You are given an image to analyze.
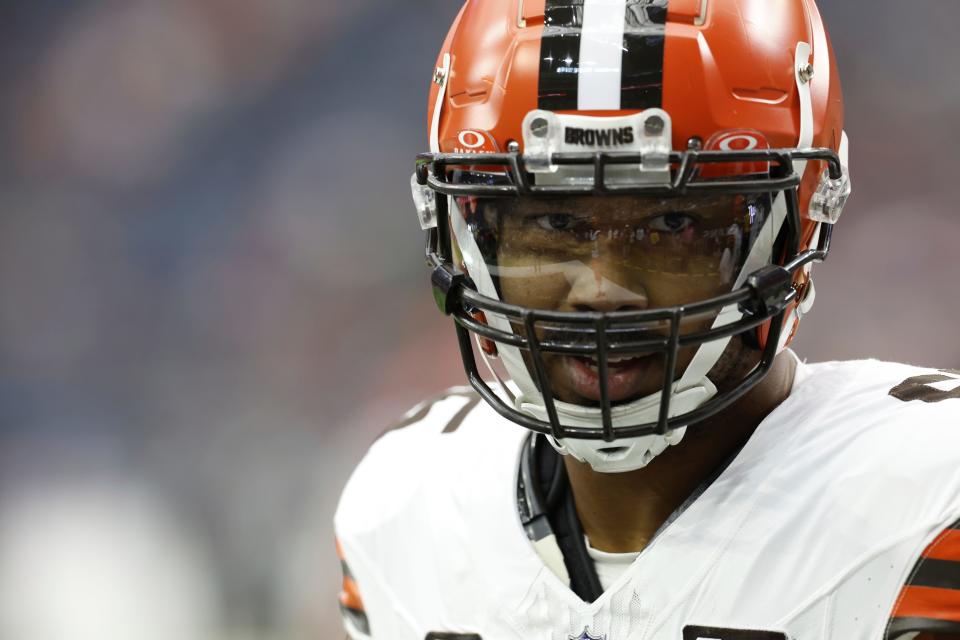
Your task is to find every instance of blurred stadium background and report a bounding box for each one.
[0,1,957,639]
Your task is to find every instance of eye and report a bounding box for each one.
[646,212,697,234]
[533,213,576,232]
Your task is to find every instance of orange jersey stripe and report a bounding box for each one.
[892,585,960,622]
[340,575,365,611]
[923,529,960,562]
[335,537,366,612]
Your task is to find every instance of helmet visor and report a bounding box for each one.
[454,192,776,406]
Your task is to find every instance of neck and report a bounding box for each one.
[564,351,798,553]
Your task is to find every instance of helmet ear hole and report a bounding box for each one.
[471,310,498,357]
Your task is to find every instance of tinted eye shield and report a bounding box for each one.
[416,148,841,442]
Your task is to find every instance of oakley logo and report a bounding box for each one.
[457,130,486,149]
[716,133,762,151]
[565,126,635,147]
[450,130,495,154]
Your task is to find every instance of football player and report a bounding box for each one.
[335,1,960,638]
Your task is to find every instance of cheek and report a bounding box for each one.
[639,271,732,339]
[637,270,729,310]
[497,254,570,310]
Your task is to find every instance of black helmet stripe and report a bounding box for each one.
[539,1,585,110]
[538,0,667,111]
[621,0,667,109]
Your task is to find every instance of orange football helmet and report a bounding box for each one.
[412,0,850,472]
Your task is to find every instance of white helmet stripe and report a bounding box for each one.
[449,197,541,405]
[578,0,628,110]
[429,53,450,154]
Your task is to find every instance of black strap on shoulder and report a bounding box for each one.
[530,434,604,602]
[518,431,753,604]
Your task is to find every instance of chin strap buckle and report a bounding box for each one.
[741,265,793,317]
[808,166,851,224]
[411,173,438,230]
[431,264,467,315]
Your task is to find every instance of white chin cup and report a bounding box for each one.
[517,378,717,473]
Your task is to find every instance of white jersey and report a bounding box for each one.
[334,360,960,640]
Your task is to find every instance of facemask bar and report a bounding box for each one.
[415,148,842,198]
[418,147,840,442]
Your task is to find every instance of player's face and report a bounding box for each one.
[462,193,768,406]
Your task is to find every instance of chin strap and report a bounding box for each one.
[477,334,518,406]
[775,41,817,353]
[681,41,817,380]
[516,378,715,474]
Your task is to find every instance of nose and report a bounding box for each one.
[565,261,648,313]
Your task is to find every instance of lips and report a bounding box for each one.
[562,353,660,402]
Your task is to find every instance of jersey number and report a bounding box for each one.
[889,370,960,403]
[682,626,787,640]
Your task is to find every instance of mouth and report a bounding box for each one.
[562,353,661,403]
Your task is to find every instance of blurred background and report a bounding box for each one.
[0,1,957,639]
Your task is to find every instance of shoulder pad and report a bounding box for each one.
[334,387,487,541]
